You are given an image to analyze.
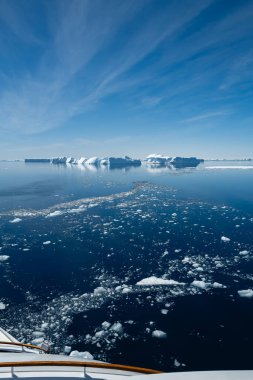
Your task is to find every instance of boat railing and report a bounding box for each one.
[0,360,161,376]
[0,340,49,353]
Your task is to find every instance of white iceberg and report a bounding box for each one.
[144,154,171,165]
[66,157,75,164]
[77,157,87,164]
[86,156,101,165]
[101,156,141,167]
[144,154,203,167]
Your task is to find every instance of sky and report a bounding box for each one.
[0,0,253,159]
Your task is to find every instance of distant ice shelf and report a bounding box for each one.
[24,155,142,167]
[24,154,205,168]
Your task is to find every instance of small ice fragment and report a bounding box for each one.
[9,218,22,223]
[239,250,249,255]
[70,350,94,360]
[191,280,208,289]
[0,302,6,310]
[212,282,226,288]
[221,236,230,242]
[238,289,253,298]
[93,287,107,296]
[0,255,9,262]
[64,346,71,354]
[152,330,167,339]
[101,321,111,329]
[110,322,123,334]
[43,241,51,245]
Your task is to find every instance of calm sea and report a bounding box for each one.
[0,161,253,371]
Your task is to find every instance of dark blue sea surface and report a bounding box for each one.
[0,161,253,371]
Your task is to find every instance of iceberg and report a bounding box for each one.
[51,157,67,164]
[86,156,101,165]
[144,154,171,165]
[25,158,50,163]
[77,157,87,164]
[144,154,203,168]
[66,157,75,164]
[170,156,204,168]
[101,156,141,167]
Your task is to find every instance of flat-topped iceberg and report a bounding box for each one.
[101,156,141,167]
[170,156,204,167]
[144,154,203,167]
[51,157,67,164]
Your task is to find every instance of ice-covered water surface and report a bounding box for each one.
[0,181,253,371]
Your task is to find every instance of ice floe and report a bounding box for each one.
[238,289,253,298]
[136,276,183,286]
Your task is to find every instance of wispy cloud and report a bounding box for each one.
[0,0,253,149]
[0,0,214,134]
[182,111,230,123]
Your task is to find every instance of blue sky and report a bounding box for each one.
[0,0,253,159]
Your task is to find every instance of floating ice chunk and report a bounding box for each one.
[9,218,22,223]
[70,350,94,360]
[239,250,249,255]
[161,309,168,315]
[31,337,44,344]
[95,330,105,338]
[212,282,226,288]
[110,322,123,334]
[152,330,167,339]
[64,346,71,354]
[45,211,63,218]
[43,241,51,245]
[191,280,208,289]
[93,287,107,296]
[101,321,111,329]
[0,255,9,262]
[238,289,253,298]
[32,331,44,338]
[122,287,132,294]
[221,236,230,242]
[0,302,6,310]
[136,276,182,286]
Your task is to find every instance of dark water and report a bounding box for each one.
[0,161,253,371]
